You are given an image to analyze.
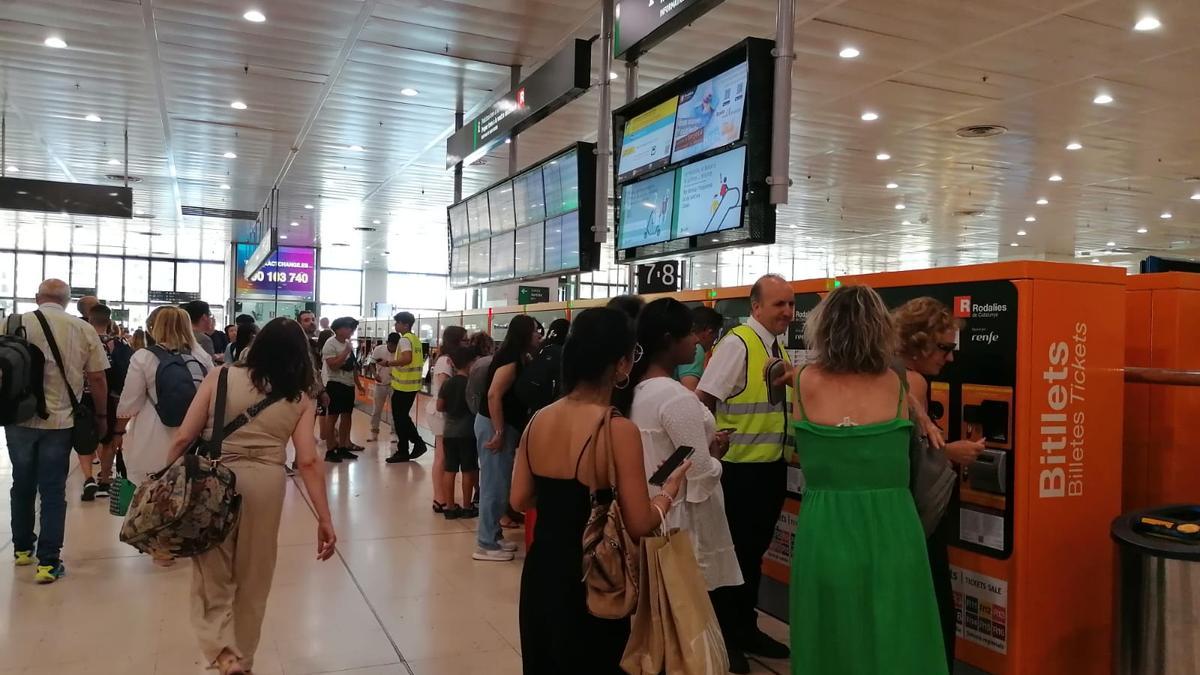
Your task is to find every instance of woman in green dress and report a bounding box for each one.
[789,285,947,675]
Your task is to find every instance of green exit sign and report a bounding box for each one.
[519,286,551,305]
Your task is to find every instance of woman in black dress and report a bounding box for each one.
[511,308,689,674]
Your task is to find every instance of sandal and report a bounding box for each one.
[216,649,246,675]
[432,501,446,514]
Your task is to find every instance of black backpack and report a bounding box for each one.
[0,314,48,425]
[514,343,564,415]
[149,345,209,427]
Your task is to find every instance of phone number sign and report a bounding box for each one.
[235,244,316,300]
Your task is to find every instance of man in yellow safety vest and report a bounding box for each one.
[385,311,428,464]
[697,273,795,671]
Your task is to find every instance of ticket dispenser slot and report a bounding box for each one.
[970,449,1008,494]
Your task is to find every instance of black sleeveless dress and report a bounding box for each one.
[518,472,630,674]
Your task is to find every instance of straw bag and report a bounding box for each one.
[581,407,640,620]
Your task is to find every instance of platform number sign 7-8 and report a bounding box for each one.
[637,261,682,294]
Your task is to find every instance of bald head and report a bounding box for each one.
[76,295,99,317]
[37,279,71,307]
[749,274,795,337]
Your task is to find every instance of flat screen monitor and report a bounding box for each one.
[617,98,678,181]
[467,194,491,242]
[673,146,746,239]
[512,168,546,228]
[671,62,748,163]
[450,244,469,287]
[469,239,491,284]
[515,222,545,278]
[487,182,516,234]
[543,149,580,219]
[491,231,515,281]
[559,211,581,270]
[448,202,469,246]
[618,170,676,249]
[544,215,563,272]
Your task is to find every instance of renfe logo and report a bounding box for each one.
[954,296,972,318]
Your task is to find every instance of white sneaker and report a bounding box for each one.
[472,548,515,562]
[498,539,519,553]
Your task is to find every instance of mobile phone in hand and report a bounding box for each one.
[649,446,694,486]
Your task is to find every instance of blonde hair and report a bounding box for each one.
[805,285,896,375]
[893,297,959,360]
[150,307,197,352]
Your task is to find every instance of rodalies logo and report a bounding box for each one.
[953,295,1009,319]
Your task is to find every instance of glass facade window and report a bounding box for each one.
[200,262,225,304]
[124,259,149,302]
[0,253,14,297]
[151,260,175,292]
[176,262,201,293]
[97,258,124,302]
[386,273,448,311]
[43,255,70,287]
[71,256,97,290]
[319,269,362,307]
[16,254,42,298]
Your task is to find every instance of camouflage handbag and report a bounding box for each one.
[119,367,281,559]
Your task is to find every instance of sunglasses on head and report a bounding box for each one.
[935,342,956,354]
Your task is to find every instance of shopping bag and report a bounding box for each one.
[108,451,136,517]
[659,531,729,675]
[621,534,670,675]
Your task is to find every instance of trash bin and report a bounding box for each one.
[1111,505,1200,675]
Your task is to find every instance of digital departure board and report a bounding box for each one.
[447,142,599,287]
[613,38,775,264]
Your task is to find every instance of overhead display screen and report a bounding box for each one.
[671,62,748,163]
[674,145,746,237]
[234,244,317,300]
[617,98,678,181]
[446,142,599,287]
[512,169,546,228]
[618,171,676,249]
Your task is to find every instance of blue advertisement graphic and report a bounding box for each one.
[671,62,748,163]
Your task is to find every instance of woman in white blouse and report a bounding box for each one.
[113,307,215,478]
[426,325,467,514]
[616,298,744,656]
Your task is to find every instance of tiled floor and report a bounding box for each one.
[0,411,788,675]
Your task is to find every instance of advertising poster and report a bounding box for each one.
[618,171,676,248]
[618,98,678,180]
[762,498,799,586]
[234,244,316,300]
[674,146,746,238]
[951,566,1009,654]
[671,62,748,163]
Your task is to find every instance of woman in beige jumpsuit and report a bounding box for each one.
[165,317,337,675]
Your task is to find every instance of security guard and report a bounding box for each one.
[386,311,428,463]
[698,273,794,672]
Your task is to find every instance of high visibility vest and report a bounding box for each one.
[391,332,424,392]
[713,324,792,463]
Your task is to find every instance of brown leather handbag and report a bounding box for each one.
[580,407,640,619]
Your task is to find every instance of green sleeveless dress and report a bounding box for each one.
[789,373,948,675]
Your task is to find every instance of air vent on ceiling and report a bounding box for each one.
[955,209,986,217]
[105,173,143,183]
[133,231,163,237]
[133,212,154,219]
[955,125,1007,139]
[1184,176,1200,183]
[332,242,349,247]
[354,226,377,232]
[181,205,259,220]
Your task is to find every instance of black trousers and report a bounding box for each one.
[390,389,424,454]
[710,459,787,648]
[927,494,959,672]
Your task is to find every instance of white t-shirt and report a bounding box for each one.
[629,376,743,591]
[425,355,455,417]
[698,316,786,402]
[322,336,356,387]
[370,344,392,384]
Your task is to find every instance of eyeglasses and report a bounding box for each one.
[935,342,956,354]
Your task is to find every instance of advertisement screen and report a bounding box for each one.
[512,169,546,228]
[235,244,317,300]
[618,171,676,249]
[467,194,491,242]
[491,231,515,281]
[487,182,516,234]
[671,62,748,163]
[449,202,469,246]
[618,98,678,180]
[469,239,491,285]
[543,150,580,218]
[673,146,746,238]
[515,222,545,278]
[559,211,581,270]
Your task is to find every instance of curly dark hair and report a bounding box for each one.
[893,297,960,359]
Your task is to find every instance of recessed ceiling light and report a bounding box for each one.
[886,182,898,189]
[861,111,879,121]
[1137,227,1149,234]
[876,153,891,161]
[1191,193,1200,200]
[230,101,247,110]
[1010,242,1019,247]
[243,9,266,22]
[839,47,860,59]
[609,71,619,80]
[901,220,911,226]
[348,145,364,152]
[84,113,102,122]
[894,203,906,210]
[1066,142,1083,150]
[1049,174,1063,182]
[107,158,122,166]
[220,183,231,190]
[223,151,237,159]
[400,87,419,97]
[372,219,381,225]
[44,37,68,49]
[504,138,512,144]
[1134,16,1161,31]
[279,234,288,240]
[290,221,298,227]
[787,224,797,229]
[1017,230,1027,236]
[1161,212,1173,219]
[304,203,313,209]
[1092,258,1101,263]
[5,165,17,173]
[1106,241,1116,246]
[711,238,719,243]
[1037,198,1049,205]
[1093,93,1114,105]
[1025,216,1036,222]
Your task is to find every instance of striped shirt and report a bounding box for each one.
[9,303,109,430]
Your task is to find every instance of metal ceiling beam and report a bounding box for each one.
[140,0,183,220]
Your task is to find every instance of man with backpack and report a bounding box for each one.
[78,303,133,501]
[3,279,110,584]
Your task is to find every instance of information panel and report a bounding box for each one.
[512,169,546,228]
[488,183,517,234]
[449,202,469,246]
[618,171,676,249]
[515,222,545,278]
[467,195,490,242]
[234,244,317,300]
[491,231,516,281]
[618,98,678,181]
[674,145,746,237]
[671,62,748,163]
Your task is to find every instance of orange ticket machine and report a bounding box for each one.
[1123,272,1200,511]
[744,262,1125,675]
